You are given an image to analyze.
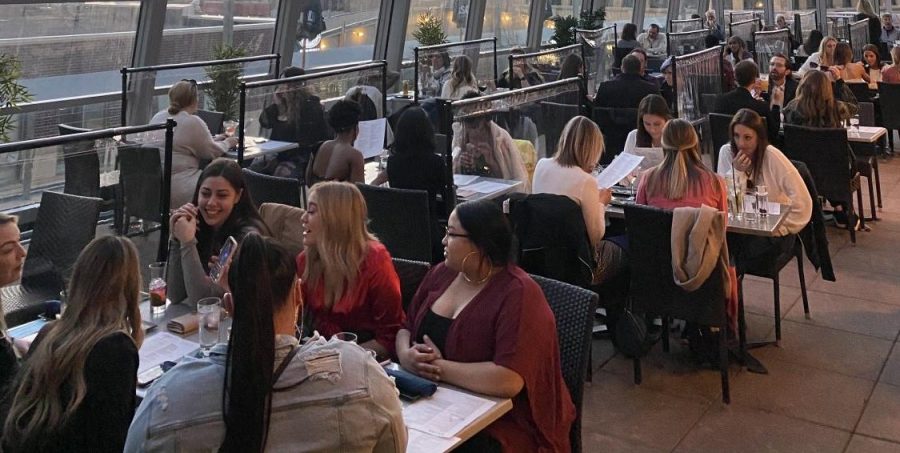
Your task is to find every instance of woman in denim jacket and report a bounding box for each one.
[125,234,406,452]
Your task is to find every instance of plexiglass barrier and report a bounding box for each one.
[669,18,704,33]
[673,47,723,121]
[577,26,617,95]
[507,45,585,89]
[413,38,498,101]
[668,28,711,57]
[754,29,792,74]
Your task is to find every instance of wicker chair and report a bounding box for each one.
[877,82,900,153]
[531,274,598,453]
[242,168,302,208]
[357,184,432,263]
[391,258,431,312]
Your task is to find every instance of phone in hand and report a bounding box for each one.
[209,236,238,282]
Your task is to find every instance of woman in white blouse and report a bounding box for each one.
[797,35,837,77]
[623,94,670,168]
[150,80,237,208]
[532,116,617,283]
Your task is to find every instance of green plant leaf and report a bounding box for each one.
[0,53,33,143]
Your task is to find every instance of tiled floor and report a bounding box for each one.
[582,146,900,452]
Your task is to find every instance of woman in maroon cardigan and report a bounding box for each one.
[396,199,575,452]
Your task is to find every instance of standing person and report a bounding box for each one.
[637,24,668,57]
[0,214,26,394]
[306,100,365,185]
[798,35,837,76]
[3,236,143,452]
[618,23,641,50]
[855,0,882,46]
[150,80,238,208]
[441,55,479,99]
[706,10,726,41]
[882,13,900,47]
[297,182,405,359]
[396,200,575,452]
[883,47,900,82]
[126,234,406,452]
[764,53,799,109]
[167,158,268,306]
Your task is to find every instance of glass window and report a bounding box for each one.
[404,0,469,60]
[0,2,141,102]
[643,0,669,30]
[541,0,584,44]
[599,0,636,28]
[296,0,380,69]
[483,0,533,49]
[162,0,279,65]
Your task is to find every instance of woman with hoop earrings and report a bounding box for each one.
[396,199,574,453]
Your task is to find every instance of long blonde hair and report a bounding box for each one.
[818,36,837,66]
[302,182,375,309]
[0,213,18,333]
[4,236,143,450]
[642,119,715,200]
[554,116,604,172]
[449,55,476,93]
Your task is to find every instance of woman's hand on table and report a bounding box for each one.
[398,336,443,381]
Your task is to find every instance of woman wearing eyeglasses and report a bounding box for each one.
[151,80,239,208]
[396,200,574,453]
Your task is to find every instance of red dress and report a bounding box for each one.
[405,263,576,453]
[296,241,404,356]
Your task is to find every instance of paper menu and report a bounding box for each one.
[594,152,644,189]
[355,118,387,160]
[138,332,199,374]
[453,174,479,186]
[402,386,495,439]
[406,429,461,453]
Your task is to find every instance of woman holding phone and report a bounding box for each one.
[167,158,268,306]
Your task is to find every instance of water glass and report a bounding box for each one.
[744,191,758,221]
[223,120,237,137]
[849,115,860,136]
[332,332,358,343]
[197,297,223,351]
[756,185,770,218]
[148,262,167,315]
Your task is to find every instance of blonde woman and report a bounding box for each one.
[441,55,479,100]
[3,236,143,452]
[798,35,838,76]
[0,213,27,393]
[150,80,238,208]
[296,182,404,359]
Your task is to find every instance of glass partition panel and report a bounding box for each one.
[603,0,636,28]
[3,98,122,142]
[541,0,585,44]
[644,0,669,30]
[729,18,761,47]
[673,46,722,120]
[670,18,705,32]
[413,39,498,101]
[754,29,791,73]
[792,10,818,44]
[677,0,707,21]
[849,19,869,60]
[0,2,140,101]
[729,11,761,22]
[404,1,470,61]
[483,0,532,49]
[668,28,712,55]
[577,25,617,92]
[827,14,856,41]
[508,45,584,87]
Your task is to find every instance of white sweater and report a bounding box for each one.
[717,144,812,236]
[531,158,607,247]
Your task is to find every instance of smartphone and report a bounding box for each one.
[209,236,238,281]
[137,366,165,387]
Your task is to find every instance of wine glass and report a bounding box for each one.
[849,115,860,137]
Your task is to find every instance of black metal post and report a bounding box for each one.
[438,99,456,217]
[492,38,498,84]
[274,53,281,80]
[158,119,175,262]
[381,62,387,118]
[120,68,128,128]
[238,83,247,165]
[414,47,420,102]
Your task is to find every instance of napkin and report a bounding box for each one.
[167,313,199,335]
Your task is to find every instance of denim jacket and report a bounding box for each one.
[124,336,407,452]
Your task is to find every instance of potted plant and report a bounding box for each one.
[0,54,32,143]
[550,8,606,47]
[203,44,247,120]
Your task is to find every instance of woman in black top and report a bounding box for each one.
[387,107,447,262]
[0,213,27,394]
[3,236,143,452]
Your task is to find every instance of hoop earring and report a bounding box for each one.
[460,251,493,285]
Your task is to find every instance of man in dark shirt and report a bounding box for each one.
[593,55,661,109]
[762,53,798,109]
[713,60,781,141]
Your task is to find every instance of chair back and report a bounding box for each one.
[259,203,306,256]
[22,191,102,293]
[858,101,875,127]
[509,194,595,287]
[242,168,302,208]
[613,46,632,68]
[708,113,734,170]
[592,106,638,164]
[119,144,163,227]
[782,124,853,204]
[356,184,432,263]
[700,93,718,114]
[877,82,900,130]
[531,274,598,453]
[58,124,100,198]
[197,109,225,135]
[392,258,431,312]
[846,82,873,104]
[540,101,581,157]
[623,204,727,327]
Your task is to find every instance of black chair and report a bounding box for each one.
[540,101,581,154]
[852,101,882,220]
[700,93,719,115]
[624,204,730,404]
[197,109,225,135]
[58,124,100,198]
[2,192,101,327]
[356,184,432,263]
[708,113,734,171]
[118,144,163,235]
[592,107,639,164]
[613,46,632,69]
[878,82,900,153]
[783,124,864,243]
[242,168,302,208]
[531,274,598,453]
[391,258,431,312]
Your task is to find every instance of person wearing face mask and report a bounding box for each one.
[150,80,239,208]
[762,53,798,110]
[0,213,27,394]
[126,234,406,452]
[167,158,269,306]
[306,99,365,185]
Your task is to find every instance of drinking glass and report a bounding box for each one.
[197,297,223,352]
[744,191,758,221]
[148,262,167,315]
[332,332,358,343]
[849,115,860,137]
[223,120,237,137]
[755,185,769,218]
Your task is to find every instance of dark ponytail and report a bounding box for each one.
[220,233,297,453]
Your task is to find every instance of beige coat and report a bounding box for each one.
[671,204,730,296]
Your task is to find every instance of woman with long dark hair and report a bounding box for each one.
[126,234,406,452]
[167,158,268,306]
[0,213,26,393]
[624,94,671,156]
[4,236,143,452]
